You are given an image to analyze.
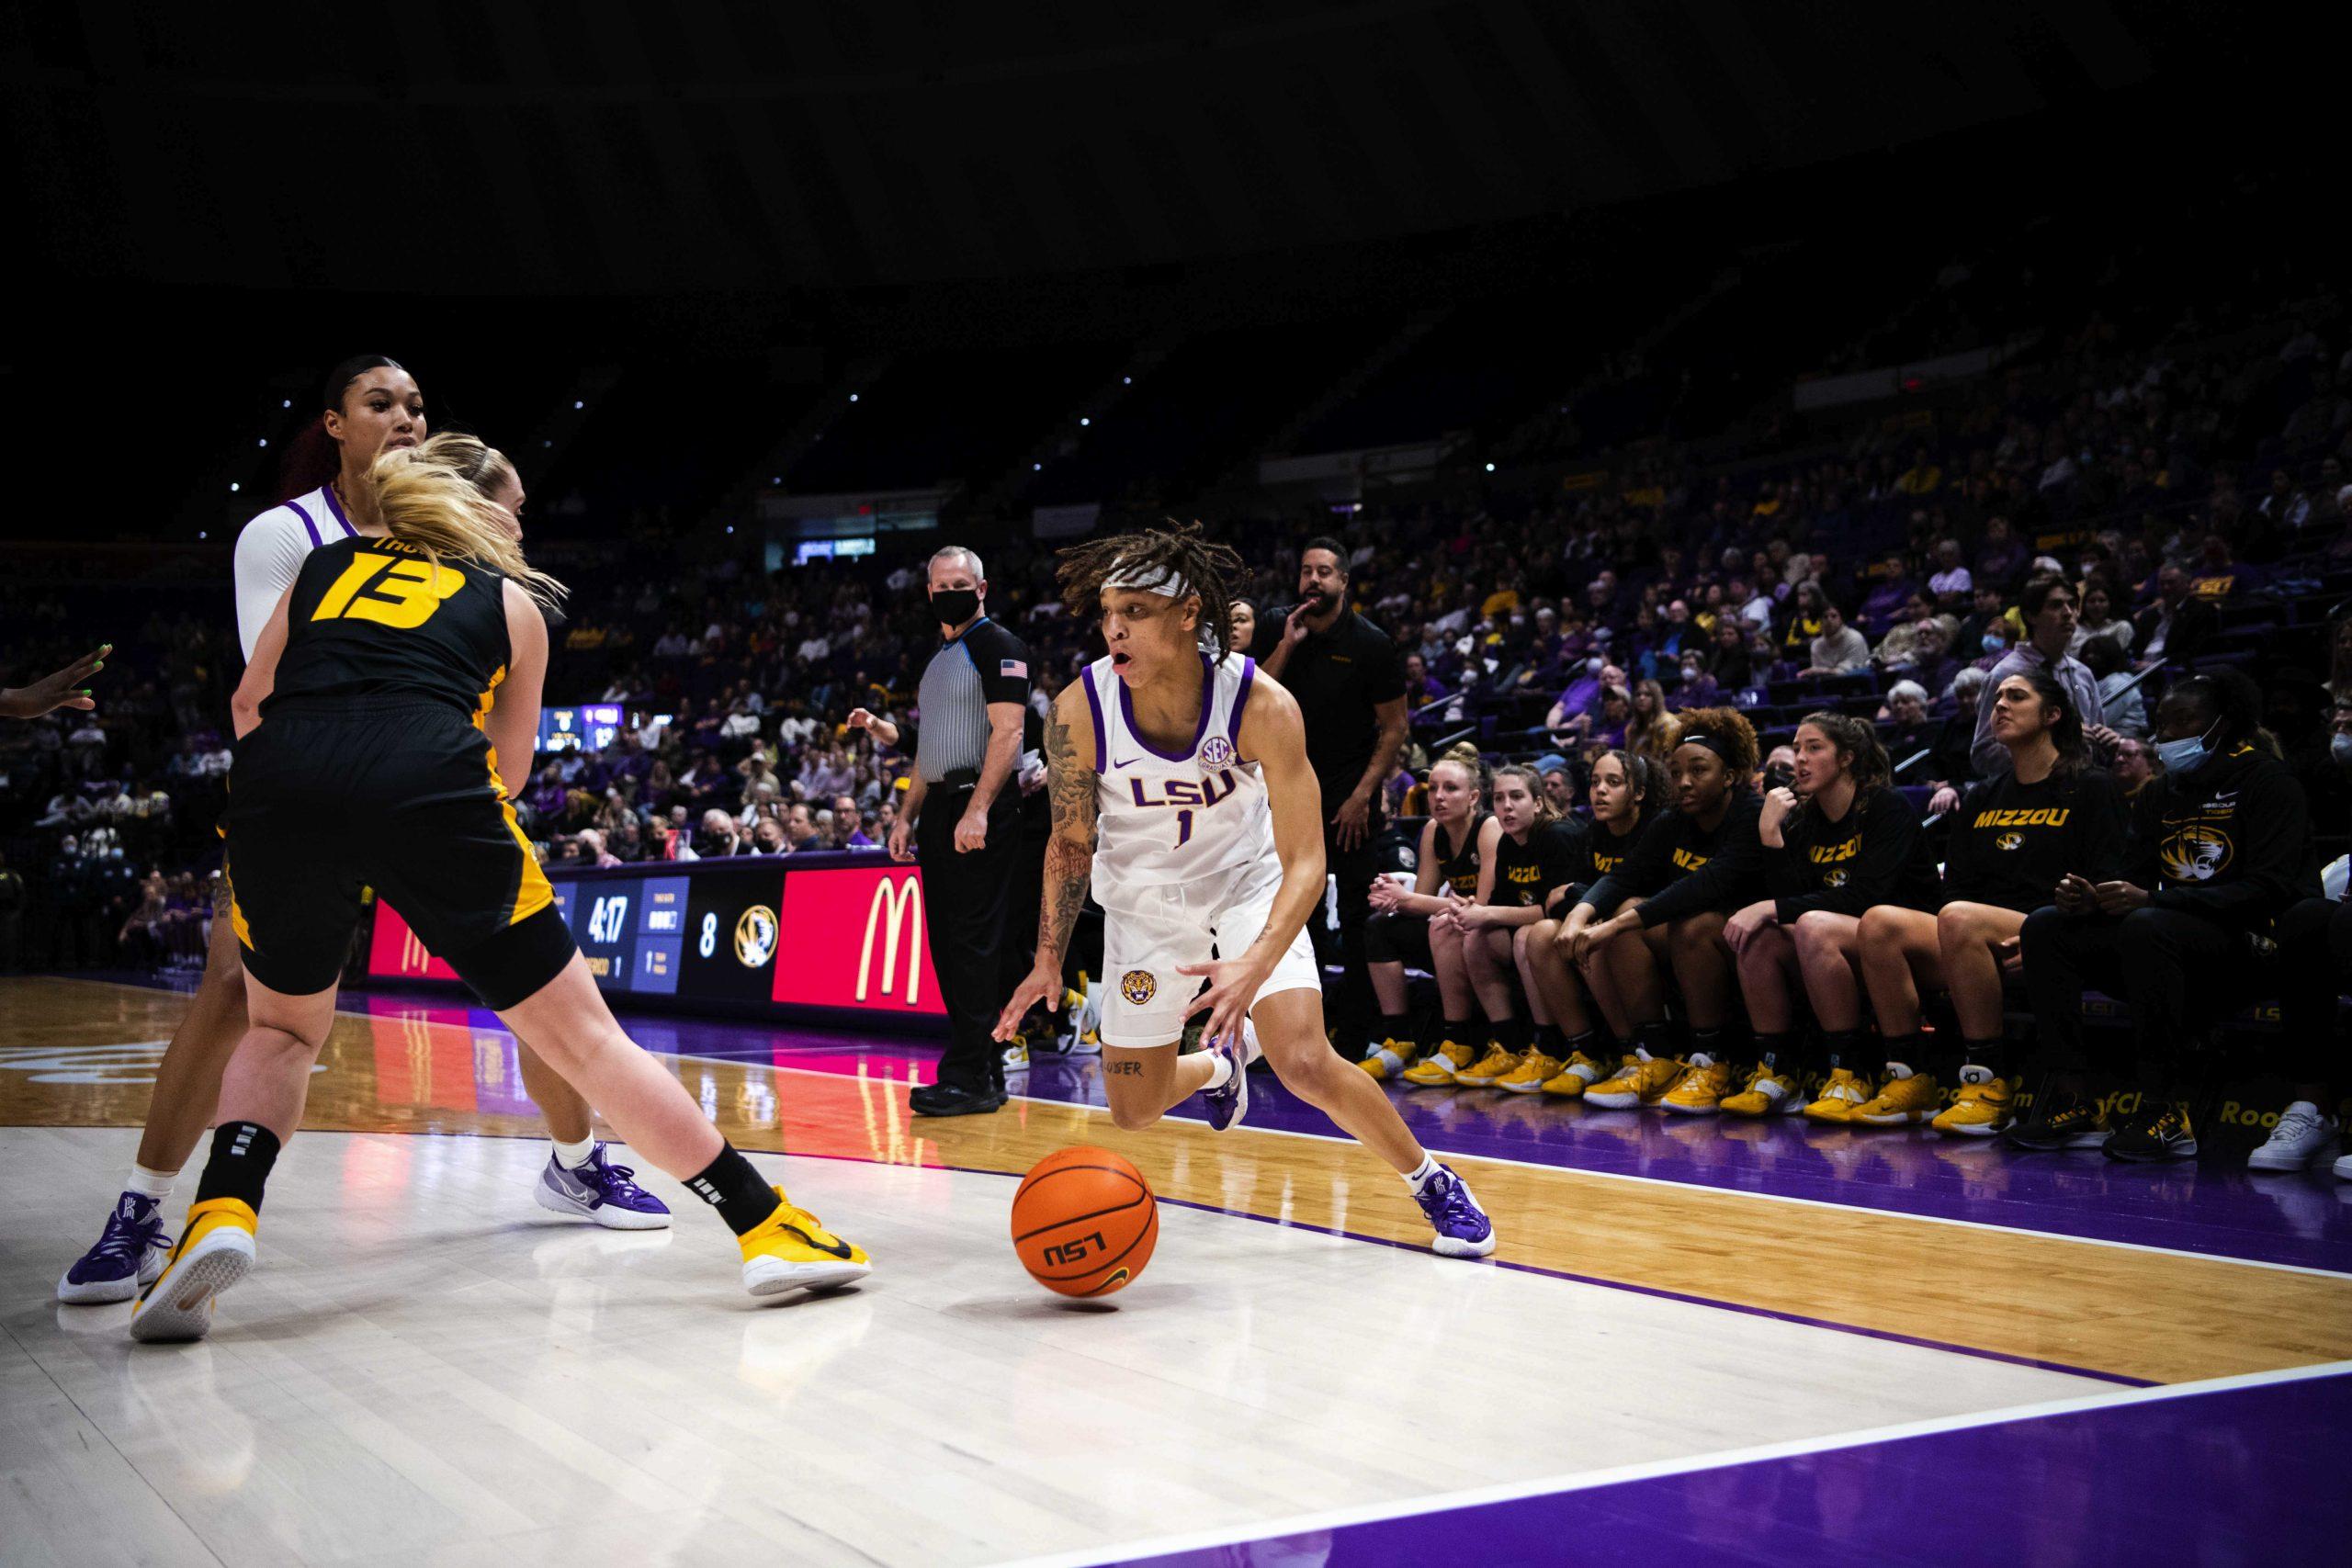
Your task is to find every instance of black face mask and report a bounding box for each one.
[931,587,980,626]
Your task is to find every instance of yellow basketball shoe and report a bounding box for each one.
[1401,1039,1476,1088]
[1660,1053,1734,1114]
[1584,1049,1687,1110]
[1453,1043,1523,1089]
[1931,1066,2015,1137]
[1852,1065,1941,1126]
[741,1188,871,1299]
[1803,1067,1877,1124]
[1541,1050,1613,1098]
[1498,1050,1566,1094]
[130,1197,256,1344]
[1361,1038,1419,1079]
[1721,1063,1804,1118]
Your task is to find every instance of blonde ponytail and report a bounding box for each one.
[368,434,567,613]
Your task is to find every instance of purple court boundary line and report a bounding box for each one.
[1000,1359,2352,1568]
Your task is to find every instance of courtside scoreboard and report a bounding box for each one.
[369,854,946,1029]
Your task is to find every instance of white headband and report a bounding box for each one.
[1102,558,1194,599]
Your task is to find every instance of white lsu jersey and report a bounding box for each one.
[232,483,361,659]
[1081,650,1272,911]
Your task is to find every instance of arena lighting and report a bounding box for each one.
[1123,376,1132,384]
[1080,417,1091,426]
[1486,462,1496,471]
[849,392,860,402]
[1033,462,1043,470]
[198,531,208,539]
[257,437,268,447]
[573,400,584,409]
[726,525,735,534]
[280,399,291,408]
[229,483,240,493]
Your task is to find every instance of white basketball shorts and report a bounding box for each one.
[1096,859,1321,1049]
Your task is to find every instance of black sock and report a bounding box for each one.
[192,1122,281,1213]
[1690,1026,1724,1061]
[1752,1031,1795,1072]
[1494,1016,1531,1052]
[1534,1023,1567,1055]
[1635,1020,1679,1056]
[1882,1032,1927,1074]
[1962,1037,2009,1077]
[1822,1029,1867,1071]
[684,1144,781,1236]
[1442,1018,1477,1046]
[1379,1013,1417,1046]
[1565,1028,1600,1058]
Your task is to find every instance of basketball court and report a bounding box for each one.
[4,973,2346,1566]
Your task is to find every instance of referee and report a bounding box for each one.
[892,546,1032,1117]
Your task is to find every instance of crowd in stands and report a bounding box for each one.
[8,274,2349,1173]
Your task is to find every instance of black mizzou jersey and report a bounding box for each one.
[264,536,514,720]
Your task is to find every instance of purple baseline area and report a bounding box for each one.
[1104,1371,2352,1568]
[75,976,2352,1274]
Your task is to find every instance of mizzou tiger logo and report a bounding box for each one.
[1995,832,2023,852]
[1822,869,1849,888]
[2159,825,2233,883]
[1120,970,1158,1005]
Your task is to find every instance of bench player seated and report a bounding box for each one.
[996,521,1495,1258]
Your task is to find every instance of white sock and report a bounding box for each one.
[1403,1154,1439,1194]
[552,1136,598,1170]
[1202,1054,1234,1091]
[126,1163,176,1201]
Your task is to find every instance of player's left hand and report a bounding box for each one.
[993,963,1061,1041]
[955,807,989,852]
[1177,955,1268,1050]
[2092,879,2151,914]
[1722,898,1777,953]
[1330,792,1372,852]
[0,644,107,720]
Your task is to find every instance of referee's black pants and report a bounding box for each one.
[918,787,1021,1095]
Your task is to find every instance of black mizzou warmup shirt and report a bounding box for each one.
[1578,792,1767,928]
[1488,818,1586,908]
[1429,811,1489,896]
[1942,766,2129,915]
[2125,744,2320,936]
[1764,784,1941,923]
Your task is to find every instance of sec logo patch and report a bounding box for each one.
[1120,969,1158,1005]
[1199,735,1237,767]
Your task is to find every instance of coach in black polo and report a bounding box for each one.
[1257,536,1409,1059]
[898,545,1032,1117]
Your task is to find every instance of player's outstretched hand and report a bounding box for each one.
[1177,956,1263,1051]
[993,964,1060,1042]
[0,644,108,719]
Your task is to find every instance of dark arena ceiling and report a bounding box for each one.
[6,1,2227,296]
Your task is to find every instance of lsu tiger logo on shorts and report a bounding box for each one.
[1995,831,2023,852]
[1199,735,1237,767]
[1120,969,1158,1005]
[2159,825,2233,883]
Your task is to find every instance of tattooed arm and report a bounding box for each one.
[993,681,1099,1039]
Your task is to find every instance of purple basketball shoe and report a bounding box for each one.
[535,1145,673,1230]
[58,1191,172,1303]
[1413,1163,1497,1258]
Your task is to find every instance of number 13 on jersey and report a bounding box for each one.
[312,551,465,630]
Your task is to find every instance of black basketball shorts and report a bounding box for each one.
[223,698,573,1009]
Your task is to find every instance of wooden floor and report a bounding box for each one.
[4,977,2350,1566]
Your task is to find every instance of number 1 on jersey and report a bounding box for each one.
[1174,808,1193,849]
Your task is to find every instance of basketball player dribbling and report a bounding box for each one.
[58,357,663,1309]
[995,523,1495,1258]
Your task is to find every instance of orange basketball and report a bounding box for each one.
[1011,1146,1158,1298]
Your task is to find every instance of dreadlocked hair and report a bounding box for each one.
[1057,518,1245,660]
[1492,762,1559,824]
[1433,739,1489,804]
[1671,705,1759,775]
